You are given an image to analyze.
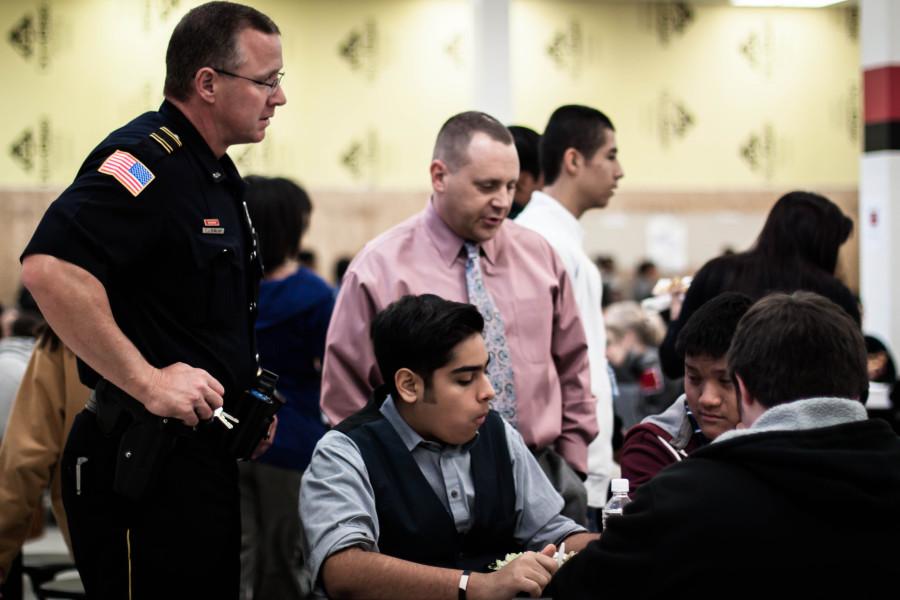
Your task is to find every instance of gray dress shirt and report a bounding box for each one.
[299,397,585,589]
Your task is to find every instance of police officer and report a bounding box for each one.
[20,3,286,598]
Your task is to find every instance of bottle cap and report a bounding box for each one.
[611,478,629,493]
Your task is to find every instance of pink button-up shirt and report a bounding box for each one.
[321,201,598,472]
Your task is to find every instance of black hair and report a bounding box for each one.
[865,335,897,384]
[727,292,868,407]
[36,324,61,352]
[676,292,753,361]
[508,125,541,179]
[636,261,657,277]
[371,294,484,397]
[298,250,317,269]
[334,256,353,286]
[541,105,615,185]
[433,111,513,171]
[164,1,280,101]
[11,311,44,337]
[752,191,852,275]
[16,286,40,316]
[244,175,312,275]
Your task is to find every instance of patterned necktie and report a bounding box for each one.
[464,242,517,425]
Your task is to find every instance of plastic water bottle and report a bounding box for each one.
[601,478,631,531]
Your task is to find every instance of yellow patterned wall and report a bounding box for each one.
[1,1,858,189]
[240,0,473,188]
[511,1,860,189]
[1,0,172,185]
[0,0,473,189]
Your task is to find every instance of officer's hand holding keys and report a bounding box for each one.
[213,406,239,429]
[141,362,225,426]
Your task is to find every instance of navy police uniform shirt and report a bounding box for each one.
[22,100,262,403]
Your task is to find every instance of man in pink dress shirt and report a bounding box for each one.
[321,111,597,481]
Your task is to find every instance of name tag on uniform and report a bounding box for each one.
[203,218,224,234]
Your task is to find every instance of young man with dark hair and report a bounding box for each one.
[321,111,597,519]
[20,2,286,596]
[506,125,543,219]
[537,105,616,186]
[619,292,752,494]
[302,294,597,600]
[516,105,623,512]
[547,291,900,599]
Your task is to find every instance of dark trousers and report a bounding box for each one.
[532,447,588,527]
[0,553,23,600]
[61,410,240,600]
[238,461,308,599]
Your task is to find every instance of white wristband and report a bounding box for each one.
[458,569,471,600]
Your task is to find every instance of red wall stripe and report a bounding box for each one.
[865,65,900,124]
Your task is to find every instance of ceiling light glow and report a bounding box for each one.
[731,0,844,7]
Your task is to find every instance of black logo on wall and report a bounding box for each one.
[444,33,464,68]
[231,145,255,169]
[229,140,273,171]
[739,123,776,180]
[841,5,858,42]
[652,2,694,46]
[8,2,50,69]
[339,19,379,81]
[340,130,380,182]
[9,118,51,182]
[658,93,695,148]
[739,22,775,78]
[143,0,181,31]
[546,19,583,77]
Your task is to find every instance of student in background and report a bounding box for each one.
[506,125,543,219]
[241,176,334,599]
[516,105,623,513]
[604,301,674,431]
[0,329,90,589]
[619,293,752,495]
[659,191,859,378]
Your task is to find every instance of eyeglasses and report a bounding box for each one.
[212,68,284,95]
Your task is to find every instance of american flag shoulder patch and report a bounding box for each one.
[98,150,155,197]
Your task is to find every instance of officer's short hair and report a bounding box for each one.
[244,176,311,275]
[371,295,484,398]
[541,105,615,186]
[433,112,514,172]
[727,291,868,407]
[164,1,280,102]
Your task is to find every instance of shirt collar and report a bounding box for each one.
[684,400,710,447]
[159,100,241,187]
[529,191,585,245]
[423,199,500,267]
[379,394,480,453]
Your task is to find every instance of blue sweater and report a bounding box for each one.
[255,267,334,471]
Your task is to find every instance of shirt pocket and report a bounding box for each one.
[187,235,241,327]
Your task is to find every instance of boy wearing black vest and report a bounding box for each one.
[300,294,597,599]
